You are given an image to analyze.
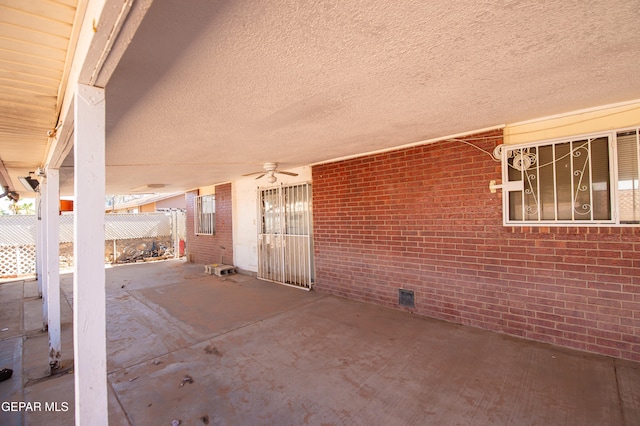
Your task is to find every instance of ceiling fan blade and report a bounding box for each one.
[254,173,266,180]
[275,171,298,176]
[242,171,264,176]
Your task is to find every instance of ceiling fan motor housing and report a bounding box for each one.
[263,162,278,172]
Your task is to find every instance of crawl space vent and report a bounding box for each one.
[398,289,415,307]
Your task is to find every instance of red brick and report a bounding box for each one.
[311,129,640,362]
[185,184,233,266]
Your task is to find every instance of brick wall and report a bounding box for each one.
[185,183,233,265]
[312,130,640,362]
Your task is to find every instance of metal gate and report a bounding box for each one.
[257,183,314,289]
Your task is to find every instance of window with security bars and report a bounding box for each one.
[501,128,640,225]
[195,194,215,235]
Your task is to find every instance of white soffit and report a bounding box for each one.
[0,0,79,190]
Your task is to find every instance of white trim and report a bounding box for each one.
[610,131,620,224]
[502,129,613,149]
[507,99,640,127]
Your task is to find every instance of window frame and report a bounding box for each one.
[194,194,215,235]
[499,127,639,226]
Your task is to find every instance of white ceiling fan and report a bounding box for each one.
[242,162,298,183]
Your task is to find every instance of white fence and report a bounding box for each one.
[0,245,36,276]
[0,213,185,277]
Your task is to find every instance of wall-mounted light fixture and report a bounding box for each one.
[0,186,18,201]
[19,175,40,192]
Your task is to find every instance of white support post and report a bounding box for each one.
[172,210,178,259]
[45,169,61,370]
[73,84,108,425]
[40,180,49,329]
[35,192,43,298]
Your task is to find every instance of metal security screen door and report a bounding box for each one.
[258,183,314,289]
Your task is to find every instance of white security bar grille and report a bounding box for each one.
[502,135,613,223]
[257,183,314,289]
[500,127,640,225]
[195,195,215,235]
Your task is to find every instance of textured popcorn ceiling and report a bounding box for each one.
[63,0,640,194]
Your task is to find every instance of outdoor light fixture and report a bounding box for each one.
[0,186,19,201]
[19,175,40,192]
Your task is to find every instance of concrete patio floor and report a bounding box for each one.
[1,259,639,425]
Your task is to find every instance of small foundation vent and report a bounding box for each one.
[398,289,415,307]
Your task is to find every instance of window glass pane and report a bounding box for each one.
[508,148,538,221]
[522,147,539,220]
[507,148,523,182]
[590,137,610,220]
[202,197,215,213]
[285,185,306,235]
[195,197,202,233]
[507,148,523,220]
[572,140,592,220]
[555,142,573,220]
[262,189,280,234]
[618,130,640,223]
[538,144,556,220]
[509,190,523,221]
